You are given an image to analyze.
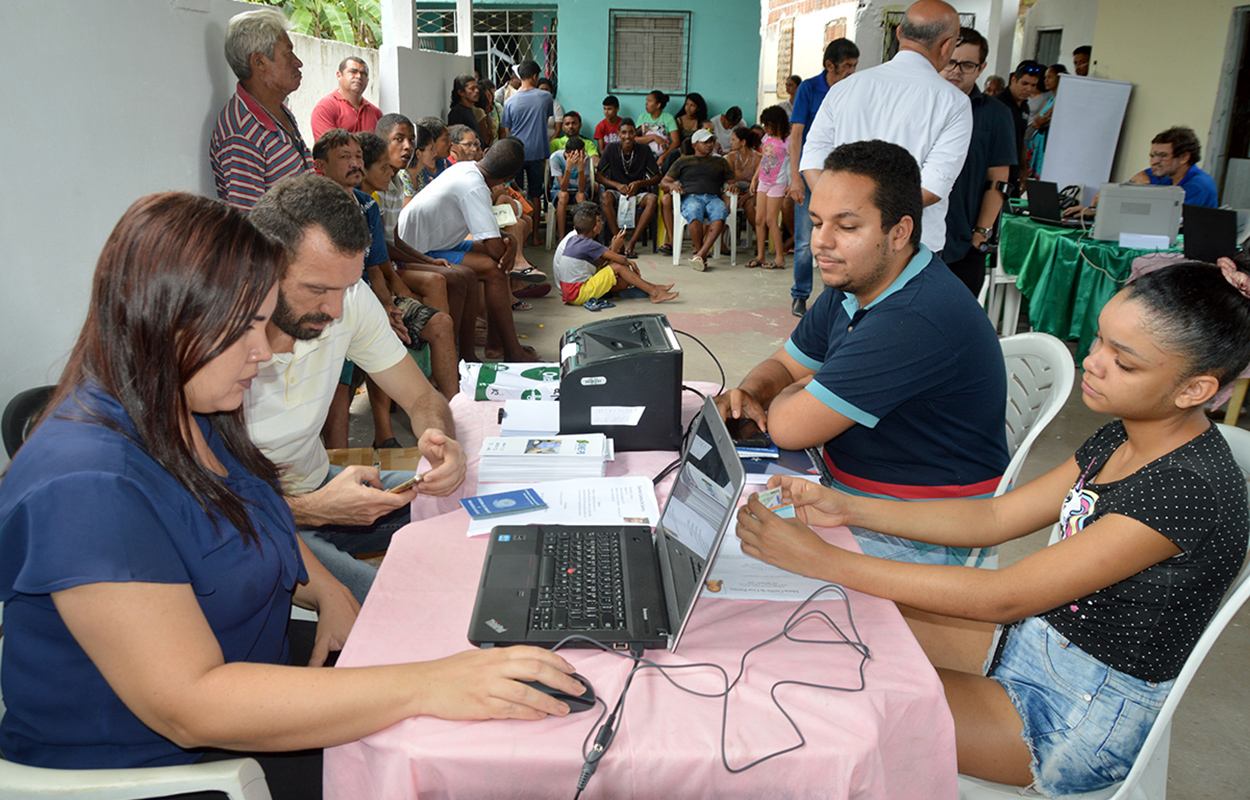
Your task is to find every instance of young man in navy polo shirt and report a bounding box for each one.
[786,37,859,317]
[716,140,1008,566]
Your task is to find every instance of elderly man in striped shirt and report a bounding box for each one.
[210,8,314,209]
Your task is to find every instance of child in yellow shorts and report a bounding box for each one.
[552,202,679,310]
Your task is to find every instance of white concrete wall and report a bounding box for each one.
[0,0,256,469]
[1018,0,1098,73]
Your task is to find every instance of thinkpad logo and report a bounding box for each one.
[485,619,507,633]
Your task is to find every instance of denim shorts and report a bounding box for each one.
[680,193,728,223]
[988,617,1173,797]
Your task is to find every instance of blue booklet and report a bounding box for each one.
[460,488,548,519]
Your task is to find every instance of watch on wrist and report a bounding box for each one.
[974,226,992,237]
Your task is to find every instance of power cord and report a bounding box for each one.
[652,385,708,485]
[673,329,726,396]
[555,584,871,798]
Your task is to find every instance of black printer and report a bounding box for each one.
[558,314,683,451]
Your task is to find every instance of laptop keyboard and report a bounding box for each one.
[531,529,627,631]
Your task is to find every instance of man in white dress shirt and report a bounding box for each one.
[798,0,972,255]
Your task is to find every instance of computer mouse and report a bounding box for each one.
[523,672,597,714]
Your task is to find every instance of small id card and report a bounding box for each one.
[756,486,796,519]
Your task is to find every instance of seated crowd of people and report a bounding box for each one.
[1,3,1244,800]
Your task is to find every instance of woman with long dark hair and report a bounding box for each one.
[0,193,582,797]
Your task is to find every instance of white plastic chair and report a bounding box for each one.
[0,600,281,799]
[959,423,1250,800]
[670,188,738,267]
[964,333,1075,569]
[980,245,1027,336]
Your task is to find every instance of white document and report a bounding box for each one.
[500,399,560,436]
[465,476,661,536]
[701,517,831,601]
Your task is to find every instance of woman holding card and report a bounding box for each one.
[0,193,584,798]
[736,260,1250,797]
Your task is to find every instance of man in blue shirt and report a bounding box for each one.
[500,59,554,237]
[786,37,859,317]
[716,140,1008,565]
[1130,126,1219,207]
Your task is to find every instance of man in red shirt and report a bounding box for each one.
[310,56,382,140]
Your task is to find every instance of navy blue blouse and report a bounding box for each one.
[0,385,306,768]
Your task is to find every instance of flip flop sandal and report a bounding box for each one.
[657,244,673,255]
[513,283,552,299]
[583,297,616,311]
[624,248,638,258]
[691,255,707,272]
[511,300,533,311]
[509,267,547,284]
[746,258,763,268]
[762,262,783,270]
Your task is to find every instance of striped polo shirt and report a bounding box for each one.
[210,82,314,210]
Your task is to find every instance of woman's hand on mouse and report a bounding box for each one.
[410,646,585,720]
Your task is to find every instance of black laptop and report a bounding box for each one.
[1024,179,1085,228]
[468,397,746,653]
[1182,204,1238,263]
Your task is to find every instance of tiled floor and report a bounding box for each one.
[356,241,1250,797]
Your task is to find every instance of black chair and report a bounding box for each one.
[3,386,55,458]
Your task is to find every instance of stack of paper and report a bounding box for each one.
[479,434,611,483]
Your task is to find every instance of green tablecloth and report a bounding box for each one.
[998,214,1182,360]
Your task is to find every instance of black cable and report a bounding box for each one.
[651,386,706,485]
[673,329,726,396]
[554,584,871,797]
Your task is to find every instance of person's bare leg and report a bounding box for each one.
[899,605,1034,786]
[555,191,570,241]
[399,269,449,314]
[364,374,396,446]
[404,263,474,358]
[696,220,724,260]
[609,263,678,303]
[688,219,705,259]
[754,195,769,262]
[766,195,786,268]
[462,251,537,361]
[661,192,674,248]
[782,195,795,253]
[602,191,620,239]
[626,194,657,253]
[321,381,351,449]
[419,312,459,401]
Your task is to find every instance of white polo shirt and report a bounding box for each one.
[244,281,407,494]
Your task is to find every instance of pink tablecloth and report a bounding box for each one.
[324,387,958,800]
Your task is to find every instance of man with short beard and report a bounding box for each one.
[245,175,468,603]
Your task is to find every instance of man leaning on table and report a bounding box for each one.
[715,140,1008,566]
[246,174,467,604]
[1064,126,1219,218]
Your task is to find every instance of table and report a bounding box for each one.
[998,213,1181,360]
[324,389,958,800]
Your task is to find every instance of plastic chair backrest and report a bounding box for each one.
[996,333,1075,496]
[964,334,1073,568]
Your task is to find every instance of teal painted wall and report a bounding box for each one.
[554,0,762,134]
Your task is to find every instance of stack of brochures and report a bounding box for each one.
[478,434,612,483]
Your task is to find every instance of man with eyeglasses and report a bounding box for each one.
[993,60,1043,185]
[940,27,1016,297]
[799,0,972,257]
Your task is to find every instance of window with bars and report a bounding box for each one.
[776,18,795,93]
[608,10,690,94]
[825,18,847,44]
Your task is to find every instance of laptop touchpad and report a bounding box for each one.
[485,555,536,588]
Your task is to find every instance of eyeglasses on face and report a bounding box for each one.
[943,59,982,74]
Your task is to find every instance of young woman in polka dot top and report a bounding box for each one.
[735,258,1250,797]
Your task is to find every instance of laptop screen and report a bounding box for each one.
[655,398,745,650]
[657,410,737,558]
